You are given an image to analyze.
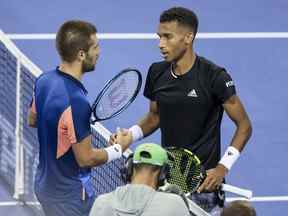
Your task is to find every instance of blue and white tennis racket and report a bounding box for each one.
[90,68,142,123]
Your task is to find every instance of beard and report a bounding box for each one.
[82,57,95,73]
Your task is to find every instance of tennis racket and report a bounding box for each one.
[165,147,253,199]
[90,68,142,123]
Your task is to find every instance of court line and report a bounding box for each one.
[6,32,288,40]
[227,196,288,202]
[0,196,288,206]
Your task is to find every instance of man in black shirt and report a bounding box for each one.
[111,7,252,214]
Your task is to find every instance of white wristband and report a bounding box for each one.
[105,144,122,163]
[219,146,240,170]
[129,125,144,142]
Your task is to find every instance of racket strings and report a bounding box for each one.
[94,70,140,120]
[166,149,202,193]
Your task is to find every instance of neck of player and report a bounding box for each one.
[173,49,196,76]
[131,171,159,189]
[59,62,83,81]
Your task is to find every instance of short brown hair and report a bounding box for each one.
[56,20,97,62]
[221,200,256,216]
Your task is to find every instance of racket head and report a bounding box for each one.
[91,68,142,122]
[165,147,205,193]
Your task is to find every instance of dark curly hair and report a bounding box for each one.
[160,7,198,36]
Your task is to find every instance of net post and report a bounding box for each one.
[13,57,24,199]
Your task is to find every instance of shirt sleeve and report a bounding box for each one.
[211,70,236,103]
[143,64,156,101]
[57,97,91,158]
[70,98,92,143]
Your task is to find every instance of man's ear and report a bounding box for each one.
[185,32,194,44]
[77,50,86,61]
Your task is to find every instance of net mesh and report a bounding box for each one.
[0,30,127,214]
[0,41,17,191]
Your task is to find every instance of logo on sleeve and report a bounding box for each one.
[226,81,234,88]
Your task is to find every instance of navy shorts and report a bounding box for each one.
[36,193,95,216]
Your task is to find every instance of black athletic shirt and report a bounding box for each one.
[144,55,236,169]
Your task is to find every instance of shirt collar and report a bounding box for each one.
[56,67,88,94]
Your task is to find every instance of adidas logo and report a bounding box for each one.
[187,89,198,97]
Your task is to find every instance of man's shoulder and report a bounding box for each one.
[35,69,56,84]
[92,191,114,208]
[151,192,190,215]
[197,56,228,84]
[149,61,170,73]
[197,55,224,73]
[90,192,114,216]
[95,192,113,203]
[154,191,187,207]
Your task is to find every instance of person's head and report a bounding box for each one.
[56,20,100,73]
[158,7,198,62]
[124,143,169,189]
[221,200,256,216]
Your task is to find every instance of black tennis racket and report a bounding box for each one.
[90,68,142,123]
[166,147,252,199]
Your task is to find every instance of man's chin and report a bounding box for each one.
[163,58,172,63]
[83,65,95,73]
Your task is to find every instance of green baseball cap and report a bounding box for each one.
[133,143,168,166]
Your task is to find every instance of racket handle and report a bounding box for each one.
[221,183,253,199]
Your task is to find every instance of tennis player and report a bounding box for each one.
[27,20,132,216]
[111,7,252,214]
[90,143,191,216]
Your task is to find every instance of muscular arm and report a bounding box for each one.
[72,130,132,168]
[72,135,108,167]
[198,95,252,192]
[138,100,160,137]
[223,95,252,152]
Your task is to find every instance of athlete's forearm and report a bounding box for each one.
[138,111,160,137]
[84,148,109,167]
[73,135,113,168]
[128,101,159,142]
[229,117,252,152]
[218,119,252,171]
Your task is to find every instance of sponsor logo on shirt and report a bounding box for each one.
[226,81,234,88]
[187,89,198,97]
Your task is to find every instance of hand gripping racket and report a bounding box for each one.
[165,147,253,199]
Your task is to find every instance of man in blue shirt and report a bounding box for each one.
[28,20,132,216]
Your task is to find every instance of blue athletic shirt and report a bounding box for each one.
[29,67,94,202]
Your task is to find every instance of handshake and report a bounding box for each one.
[109,128,133,152]
[109,125,144,152]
